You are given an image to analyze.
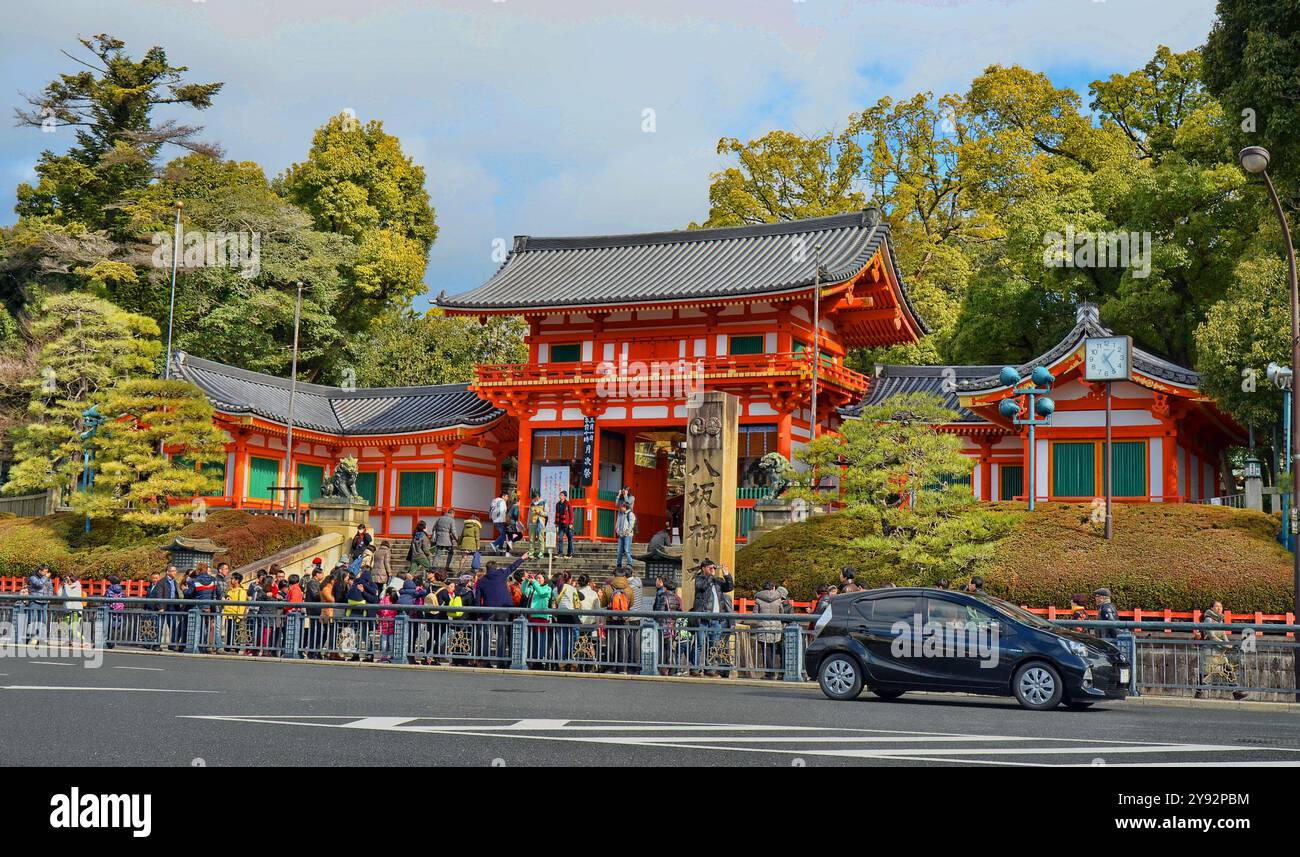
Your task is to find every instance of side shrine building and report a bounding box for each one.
[178,209,1243,541]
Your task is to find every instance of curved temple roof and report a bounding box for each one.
[958,303,1199,395]
[845,304,1207,426]
[438,208,928,332]
[173,351,503,437]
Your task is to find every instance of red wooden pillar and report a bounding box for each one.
[231,430,247,509]
[586,419,602,541]
[777,408,793,460]
[381,447,394,536]
[622,428,636,492]
[516,418,533,517]
[1162,425,1178,502]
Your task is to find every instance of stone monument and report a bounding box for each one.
[680,391,739,609]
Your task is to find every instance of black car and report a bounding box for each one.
[804,587,1129,710]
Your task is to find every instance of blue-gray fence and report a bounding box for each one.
[1,595,1296,699]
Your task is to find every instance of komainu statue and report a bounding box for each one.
[319,456,361,502]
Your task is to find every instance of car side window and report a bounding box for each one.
[927,598,969,628]
[852,597,873,622]
[869,596,920,625]
[928,598,1000,633]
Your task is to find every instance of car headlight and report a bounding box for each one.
[1059,638,1089,658]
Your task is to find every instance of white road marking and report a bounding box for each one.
[113,666,165,672]
[177,715,1300,766]
[3,686,217,693]
[29,661,75,666]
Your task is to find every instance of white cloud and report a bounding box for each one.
[0,0,1218,302]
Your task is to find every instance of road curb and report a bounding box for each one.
[74,647,1300,711]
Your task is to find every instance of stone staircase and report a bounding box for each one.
[381,537,652,582]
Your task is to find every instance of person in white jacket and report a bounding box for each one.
[59,574,85,645]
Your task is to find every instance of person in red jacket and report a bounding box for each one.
[555,491,575,559]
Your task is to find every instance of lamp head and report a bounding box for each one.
[997,398,1021,420]
[998,366,1021,387]
[1239,146,1271,175]
[1267,361,1293,388]
[1034,396,1056,418]
[1031,365,1055,388]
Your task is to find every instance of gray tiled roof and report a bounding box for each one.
[842,365,1003,423]
[440,208,928,331]
[958,303,1200,393]
[843,304,1202,423]
[173,352,503,436]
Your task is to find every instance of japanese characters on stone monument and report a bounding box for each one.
[681,390,739,610]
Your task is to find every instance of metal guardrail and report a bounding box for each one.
[1,596,1296,700]
[0,595,816,682]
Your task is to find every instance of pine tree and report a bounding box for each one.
[72,378,227,529]
[4,294,158,495]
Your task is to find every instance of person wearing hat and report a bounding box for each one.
[687,558,732,677]
[1093,588,1118,639]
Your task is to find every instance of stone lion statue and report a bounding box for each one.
[320,456,361,502]
[756,451,792,500]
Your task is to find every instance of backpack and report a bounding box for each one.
[610,590,629,611]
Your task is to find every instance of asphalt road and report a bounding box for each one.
[3,651,1300,767]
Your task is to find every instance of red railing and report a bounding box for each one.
[733,598,1296,633]
[475,352,869,394]
[0,577,151,597]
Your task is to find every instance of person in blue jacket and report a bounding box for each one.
[476,553,529,664]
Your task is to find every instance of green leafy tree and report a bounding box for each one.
[792,393,972,526]
[277,113,437,325]
[1194,254,1290,431]
[121,154,353,378]
[1203,0,1300,193]
[693,130,865,228]
[336,309,527,388]
[791,392,1014,584]
[5,294,159,495]
[13,34,223,232]
[72,379,227,529]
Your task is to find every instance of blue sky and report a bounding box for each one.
[1,0,1217,304]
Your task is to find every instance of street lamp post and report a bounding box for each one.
[1239,147,1300,695]
[78,405,105,534]
[282,281,305,517]
[997,365,1056,512]
[810,243,822,440]
[163,201,183,379]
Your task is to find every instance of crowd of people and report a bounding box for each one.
[1,552,1256,695]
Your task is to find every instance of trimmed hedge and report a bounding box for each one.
[0,510,321,580]
[984,503,1293,613]
[736,502,1296,613]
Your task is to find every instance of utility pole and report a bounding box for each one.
[164,201,183,379]
[283,282,304,517]
[810,244,822,439]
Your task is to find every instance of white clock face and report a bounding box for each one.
[1084,337,1130,381]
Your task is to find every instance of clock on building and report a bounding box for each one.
[1083,335,1132,382]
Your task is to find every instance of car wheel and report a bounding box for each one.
[871,688,906,700]
[1064,701,1095,710]
[1013,661,1064,710]
[817,654,864,701]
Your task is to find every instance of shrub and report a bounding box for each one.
[0,509,321,580]
[736,502,1296,612]
[985,503,1294,613]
